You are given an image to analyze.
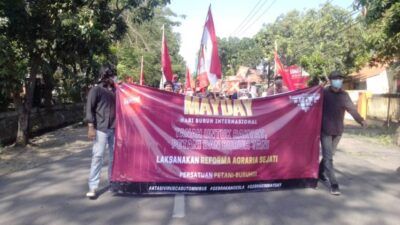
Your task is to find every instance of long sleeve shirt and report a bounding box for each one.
[322,86,364,136]
[85,83,116,132]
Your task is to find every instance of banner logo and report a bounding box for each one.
[289,93,320,112]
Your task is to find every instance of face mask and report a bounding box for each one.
[331,79,343,89]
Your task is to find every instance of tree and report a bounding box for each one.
[255,3,371,82]
[115,7,185,87]
[355,0,400,93]
[355,0,400,63]
[0,0,168,146]
[218,37,263,76]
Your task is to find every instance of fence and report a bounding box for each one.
[0,103,84,145]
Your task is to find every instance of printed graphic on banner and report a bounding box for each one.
[111,83,323,194]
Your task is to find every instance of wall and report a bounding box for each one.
[367,94,400,122]
[366,71,389,94]
[0,103,84,145]
[345,91,400,122]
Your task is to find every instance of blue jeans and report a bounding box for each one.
[88,129,115,190]
[319,134,342,185]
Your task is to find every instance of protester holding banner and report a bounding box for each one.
[319,71,367,195]
[164,81,174,92]
[174,83,182,94]
[172,74,181,93]
[85,65,117,198]
[266,76,289,95]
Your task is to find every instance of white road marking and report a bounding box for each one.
[172,194,185,218]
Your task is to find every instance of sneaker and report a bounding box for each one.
[330,184,341,195]
[86,188,96,198]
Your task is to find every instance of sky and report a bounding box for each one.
[168,0,353,71]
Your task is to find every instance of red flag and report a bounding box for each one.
[185,67,192,90]
[160,26,173,88]
[140,56,144,85]
[286,65,308,89]
[196,6,222,87]
[274,51,295,91]
[196,48,210,89]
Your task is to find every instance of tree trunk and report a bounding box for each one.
[13,92,26,145]
[15,57,40,146]
[42,63,56,109]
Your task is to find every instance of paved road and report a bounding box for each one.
[0,129,399,225]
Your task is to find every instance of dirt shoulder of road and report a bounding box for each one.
[0,124,92,177]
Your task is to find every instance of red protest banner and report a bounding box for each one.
[111,83,323,194]
[285,65,309,89]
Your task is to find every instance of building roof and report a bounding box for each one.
[236,66,249,78]
[246,74,262,83]
[350,64,387,81]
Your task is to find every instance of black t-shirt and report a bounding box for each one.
[85,83,116,132]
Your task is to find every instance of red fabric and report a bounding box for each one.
[196,7,222,86]
[274,51,295,91]
[196,48,210,89]
[285,65,309,89]
[112,84,323,185]
[185,67,191,90]
[204,7,221,79]
[161,29,173,82]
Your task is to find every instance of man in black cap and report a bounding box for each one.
[319,71,367,195]
[85,65,117,198]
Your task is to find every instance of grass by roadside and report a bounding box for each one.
[344,119,399,147]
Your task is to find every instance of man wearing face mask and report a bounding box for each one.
[319,71,367,195]
[85,65,117,199]
[266,76,289,95]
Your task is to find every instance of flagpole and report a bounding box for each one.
[160,24,165,89]
[273,40,278,94]
[140,55,144,85]
[274,40,278,77]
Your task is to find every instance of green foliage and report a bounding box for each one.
[218,37,263,75]
[0,49,26,109]
[255,3,371,81]
[355,0,400,62]
[0,0,169,110]
[115,7,185,87]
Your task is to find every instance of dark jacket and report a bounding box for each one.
[322,86,364,136]
[85,83,116,132]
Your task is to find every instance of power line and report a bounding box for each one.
[246,0,353,40]
[291,11,361,56]
[237,0,277,37]
[231,0,270,37]
[280,9,359,52]
[230,0,265,36]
